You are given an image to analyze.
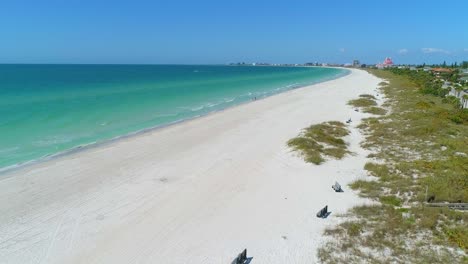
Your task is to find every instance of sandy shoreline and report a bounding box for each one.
[0,69,382,263]
[0,67,349,176]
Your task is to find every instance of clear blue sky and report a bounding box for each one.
[1,0,467,64]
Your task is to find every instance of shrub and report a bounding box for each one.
[363,107,387,115]
[288,121,350,165]
[348,98,377,107]
[379,196,402,207]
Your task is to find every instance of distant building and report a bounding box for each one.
[431,68,453,73]
[383,57,393,66]
[353,60,360,67]
[448,86,468,109]
[376,57,394,69]
[442,81,451,89]
[460,69,468,83]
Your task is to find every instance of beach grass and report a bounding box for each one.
[287,121,350,164]
[348,94,387,115]
[318,204,468,263]
[362,106,387,115]
[318,69,468,263]
[348,97,377,108]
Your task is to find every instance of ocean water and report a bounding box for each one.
[0,64,348,170]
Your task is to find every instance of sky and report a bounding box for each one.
[1,0,467,65]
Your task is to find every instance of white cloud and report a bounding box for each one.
[398,48,408,54]
[339,48,345,53]
[421,48,450,54]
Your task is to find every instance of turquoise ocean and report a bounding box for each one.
[0,65,348,170]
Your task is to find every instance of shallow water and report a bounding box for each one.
[0,64,347,170]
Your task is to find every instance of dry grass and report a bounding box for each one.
[318,205,468,263]
[348,97,377,108]
[349,94,387,116]
[318,69,468,263]
[287,121,350,164]
[363,106,387,115]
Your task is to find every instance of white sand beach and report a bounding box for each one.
[0,69,382,264]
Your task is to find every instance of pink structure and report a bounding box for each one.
[383,57,393,65]
[376,57,394,69]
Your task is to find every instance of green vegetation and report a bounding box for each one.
[318,205,467,263]
[348,97,377,108]
[349,94,387,116]
[287,121,350,164]
[379,196,402,207]
[362,106,387,115]
[388,67,460,95]
[318,69,468,263]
